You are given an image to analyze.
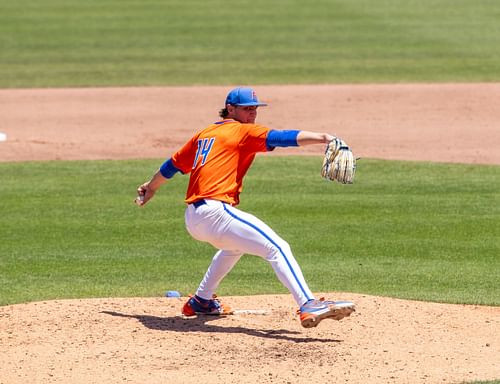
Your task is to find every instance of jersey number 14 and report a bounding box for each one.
[192,137,215,169]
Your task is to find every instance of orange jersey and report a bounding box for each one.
[171,119,270,206]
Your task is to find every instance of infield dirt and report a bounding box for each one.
[0,84,499,384]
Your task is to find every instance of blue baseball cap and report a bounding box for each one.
[225,87,267,107]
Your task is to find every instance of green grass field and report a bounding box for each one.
[1,2,498,383]
[467,382,500,384]
[1,0,500,87]
[1,157,498,307]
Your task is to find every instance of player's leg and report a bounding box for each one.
[181,248,241,316]
[184,202,243,310]
[183,200,354,325]
[195,249,242,300]
[185,199,313,305]
[218,203,315,306]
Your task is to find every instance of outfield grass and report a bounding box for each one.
[465,381,500,384]
[0,157,498,306]
[1,0,500,88]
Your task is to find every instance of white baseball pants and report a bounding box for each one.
[184,199,314,306]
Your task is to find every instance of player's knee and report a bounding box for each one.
[265,239,291,261]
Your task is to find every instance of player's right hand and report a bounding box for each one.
[135,183,155,206]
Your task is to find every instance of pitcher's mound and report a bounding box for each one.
[1,293,499,383]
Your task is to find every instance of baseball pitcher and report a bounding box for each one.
[136,87,355,328]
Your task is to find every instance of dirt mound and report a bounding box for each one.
[1,294,499,384]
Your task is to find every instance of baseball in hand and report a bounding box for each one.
[135,194,145,206]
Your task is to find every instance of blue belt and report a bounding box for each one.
[192,199,206,208]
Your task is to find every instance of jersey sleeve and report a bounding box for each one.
[240,124,271,153]
[171,136,198,174]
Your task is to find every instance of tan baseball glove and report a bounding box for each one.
[321,137,356,184]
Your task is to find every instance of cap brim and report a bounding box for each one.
[233,102,267,107]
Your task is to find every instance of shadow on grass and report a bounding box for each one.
[101,310,342,343]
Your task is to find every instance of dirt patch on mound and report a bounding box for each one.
[1,294,499,384]
[0,84,499,383]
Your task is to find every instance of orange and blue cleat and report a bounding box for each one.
[182,294,232,316]
[298,298,355,328]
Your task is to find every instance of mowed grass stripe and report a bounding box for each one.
[0,157,498,306]
[1,0,500,87]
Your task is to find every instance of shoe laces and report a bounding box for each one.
[191,294,223,311]
[297,297,327,314]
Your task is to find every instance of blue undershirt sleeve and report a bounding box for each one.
[266,130,300,150]
[159,158,181,179]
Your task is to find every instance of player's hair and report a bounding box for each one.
[219,107,229,118]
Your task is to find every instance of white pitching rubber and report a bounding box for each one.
[230,309,271,315]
